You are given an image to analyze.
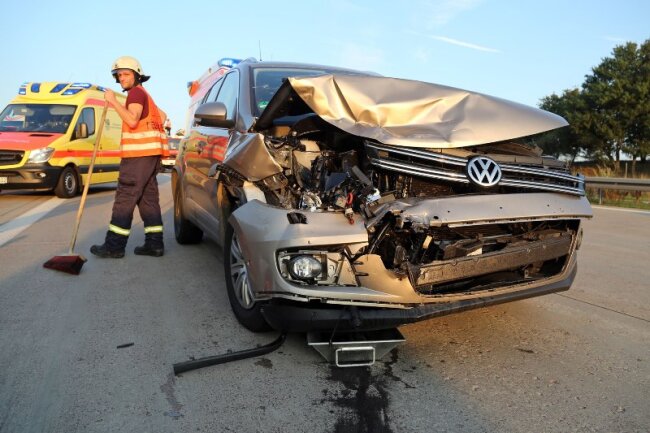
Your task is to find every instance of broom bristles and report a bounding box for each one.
[43,254,87,275]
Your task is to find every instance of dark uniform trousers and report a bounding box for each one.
[104,155,164,251]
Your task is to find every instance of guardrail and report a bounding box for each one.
[584,176,650,204]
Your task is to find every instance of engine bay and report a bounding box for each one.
[218,116,582,293]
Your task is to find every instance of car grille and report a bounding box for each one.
[365,143,585,196]
[0,150,25,166]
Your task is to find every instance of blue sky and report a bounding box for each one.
[1,0,648,134]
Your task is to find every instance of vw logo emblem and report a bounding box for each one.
[466,156,502,187]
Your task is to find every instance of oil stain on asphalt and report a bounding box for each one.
[322,349,414,433]
[255,357,273,369]
[160,372,184,419]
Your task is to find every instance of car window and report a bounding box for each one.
[168,137,180,150]
[215,72,239,122]
[252,68,332,116]
[204,78,224,104]
[75,107,95,136]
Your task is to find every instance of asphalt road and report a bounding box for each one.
[1,176,648,433]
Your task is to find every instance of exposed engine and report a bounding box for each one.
[229,119,580,294]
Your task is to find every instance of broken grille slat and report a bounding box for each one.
[366,142,585,196]
[408,233,573,287]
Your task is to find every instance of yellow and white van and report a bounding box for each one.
[0,82,124,197]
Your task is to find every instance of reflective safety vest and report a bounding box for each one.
[121,87,169,158]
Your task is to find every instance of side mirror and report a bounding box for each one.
[74,122,88,139]
[194,102,235,129]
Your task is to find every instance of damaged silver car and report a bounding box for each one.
[172,58,592,333]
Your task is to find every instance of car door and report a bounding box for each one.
[184,77,224,213]
[187,71,239,236]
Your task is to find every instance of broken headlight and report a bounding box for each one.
[277,250,358,286]
[288,256,323,280]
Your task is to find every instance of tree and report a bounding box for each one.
[539,89,592,162]
[582,40,650,170]
[539,39,650,170]
[632,41,650,163]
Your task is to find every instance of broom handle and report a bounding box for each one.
[68,101,110,254]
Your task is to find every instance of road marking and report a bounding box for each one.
[0,175,169,249]
[0,198,67,247]
[555,293,650,323]
[592,205,650,215]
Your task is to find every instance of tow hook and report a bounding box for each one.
[307,328,405,368]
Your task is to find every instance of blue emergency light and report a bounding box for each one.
[62,83,93,95]
[218,58,242,68]
[62,89,83,95]
[50,83,69,93]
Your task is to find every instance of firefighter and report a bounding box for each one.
[90,56,169,258]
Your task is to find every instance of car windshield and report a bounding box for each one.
[0,104,76,133]
[168,138,180,150]
[252,68,338,116]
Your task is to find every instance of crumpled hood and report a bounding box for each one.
[256,74,567,148]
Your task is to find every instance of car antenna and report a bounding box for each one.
[259,40,263,61]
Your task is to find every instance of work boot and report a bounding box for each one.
[134,244,164,257]
[90,244,125,258]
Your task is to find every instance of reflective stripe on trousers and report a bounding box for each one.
[109,224,131,236]
[104,155,164,250]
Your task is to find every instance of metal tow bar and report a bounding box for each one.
[173,332,287,375]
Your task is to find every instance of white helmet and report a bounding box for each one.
[111,56,150,83]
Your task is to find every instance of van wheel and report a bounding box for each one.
[54,166,78,198]
[173,184,203,244]
[224,222,270,332]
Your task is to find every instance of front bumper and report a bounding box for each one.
[0,164,61,190]
[229,193,591,324]
[261,264,577,332]
[161,157,176,167]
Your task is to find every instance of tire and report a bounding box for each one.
[224,222,270,332]
[173,184,203,244]
[54,166,78,198]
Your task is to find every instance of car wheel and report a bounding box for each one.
[173,184,203,244]
[224,223,270,332]
[54,166,78,198]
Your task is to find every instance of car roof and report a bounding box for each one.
[234,59,378,76]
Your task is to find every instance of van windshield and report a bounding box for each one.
[0,104,77,133]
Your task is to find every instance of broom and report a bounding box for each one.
[44,101,109,275]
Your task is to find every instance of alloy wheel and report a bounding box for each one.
[229,232,255,309]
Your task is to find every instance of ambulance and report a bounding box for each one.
[183,58,240,134]
[0,82,124,198]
